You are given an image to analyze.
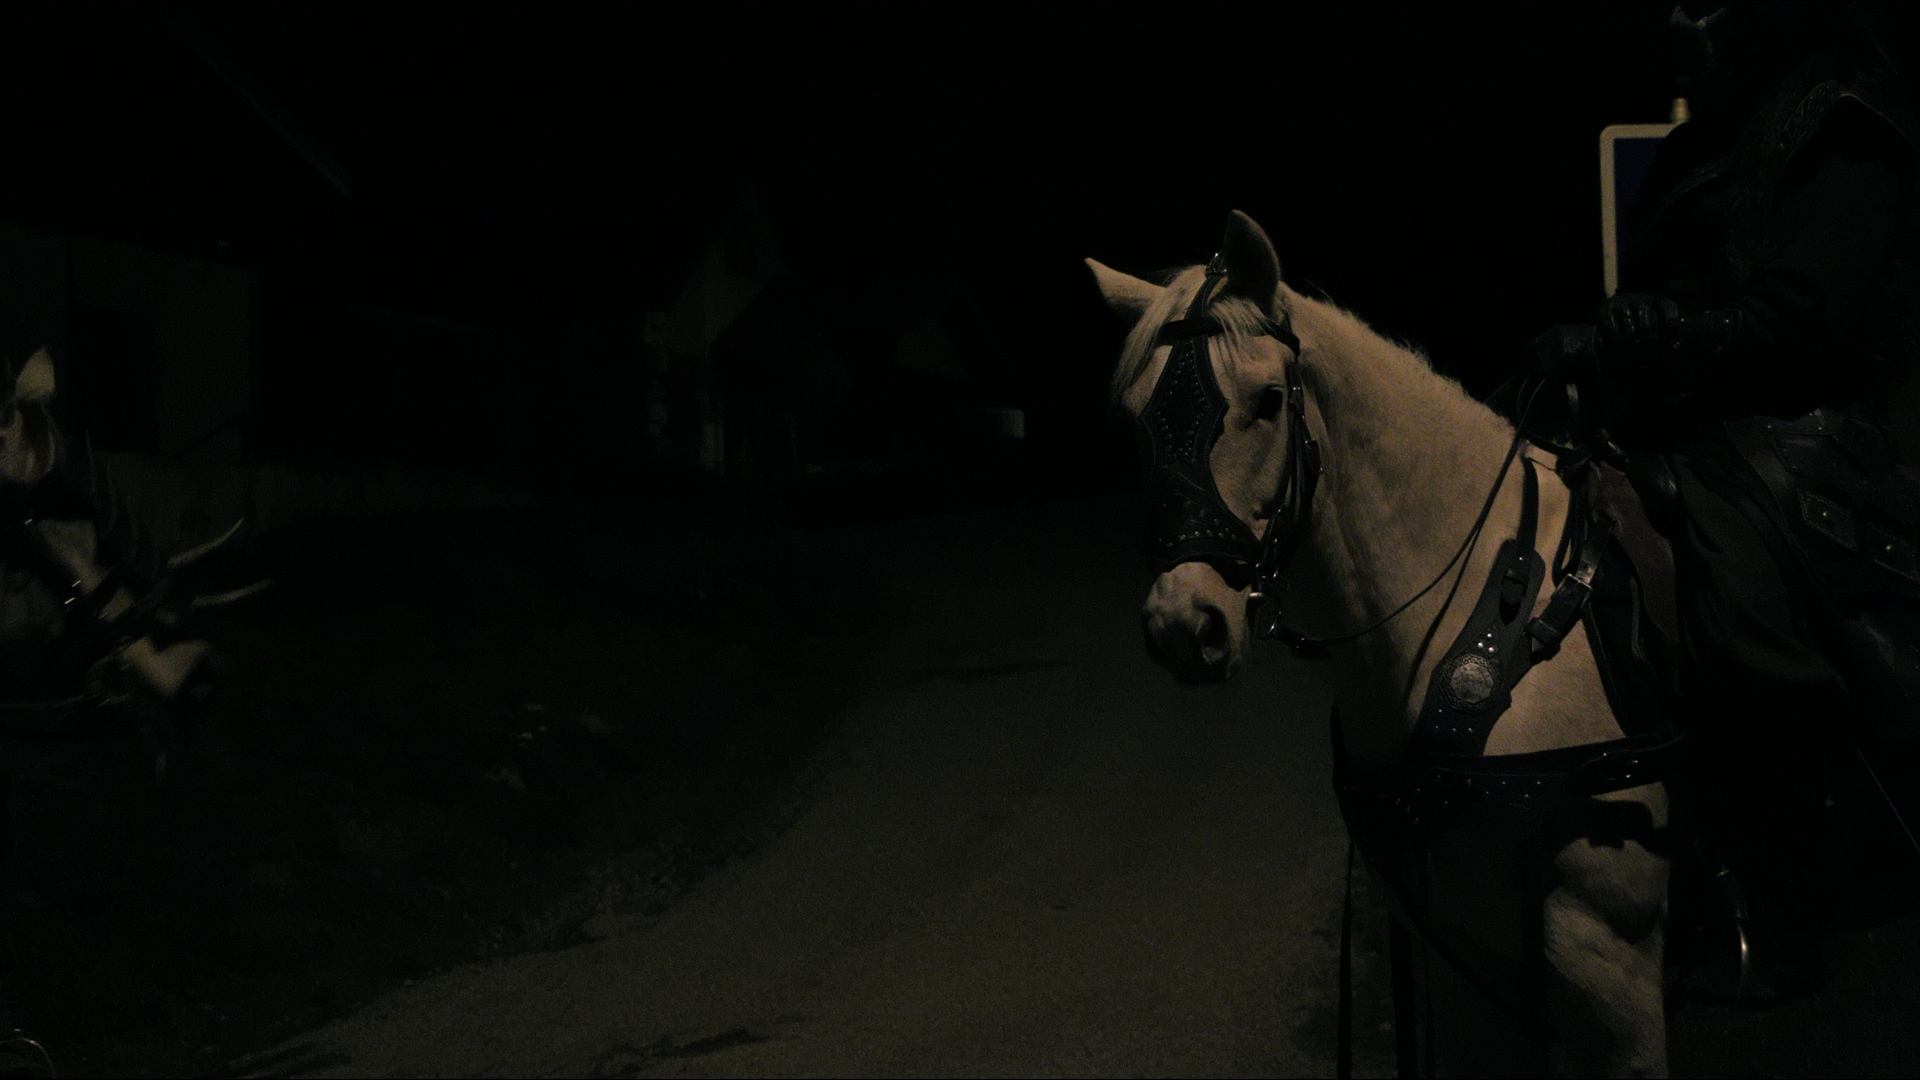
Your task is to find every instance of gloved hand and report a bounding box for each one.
[1531,323,1598,382]
[1595,292,1685,357]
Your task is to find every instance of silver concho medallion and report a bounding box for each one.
[1442,653,1500,711]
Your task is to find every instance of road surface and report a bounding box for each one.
[229,494,1919,1078]
[236,495,1377,1078]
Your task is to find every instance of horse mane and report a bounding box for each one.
[1300,294,1485,407]
[1110,265,1277,405]
[1110,265,1475,416]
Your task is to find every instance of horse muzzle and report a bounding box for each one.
[1142,563,1248,684]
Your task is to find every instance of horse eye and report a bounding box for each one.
[1253,387,1286,423]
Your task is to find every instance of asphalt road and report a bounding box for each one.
[234,495,1383,1078]
[228,492,1920,1079]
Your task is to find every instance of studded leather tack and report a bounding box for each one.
[1142,324,1213,461]
[1439,652,1501,712]
[1780,437,1920,589]
[1139,325,1263,575]
[1339,727,1685,842]
[1758,409,1920,593]
[1412,458,1548,757]
[1800,489,1857,550]
[1135,263,1269,577]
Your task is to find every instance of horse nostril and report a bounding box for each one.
[1142,599,1234,683]
[1196,603,1229,652]
[1141,611,1167,665]
[1142,608,1198,672]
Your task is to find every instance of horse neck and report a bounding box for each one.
[1283,290,1521,736]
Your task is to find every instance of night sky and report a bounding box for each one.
[0,1,1791,480]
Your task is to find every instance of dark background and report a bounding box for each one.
[4,6,1920,1075]
[0,0,1722,497]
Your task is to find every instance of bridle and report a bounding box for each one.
[1136,254,1544,659]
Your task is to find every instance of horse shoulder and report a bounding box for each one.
[1490,621,1625,755]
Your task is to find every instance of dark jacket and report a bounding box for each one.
[1617,48,1920,434]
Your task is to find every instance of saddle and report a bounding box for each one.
[1629,413,1918,717]
[1618,405,1920,979]
[1717,409,1920,725]
[1521,381,1920,840]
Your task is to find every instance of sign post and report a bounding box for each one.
[1600,98,1689,297]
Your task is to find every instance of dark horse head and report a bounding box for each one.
[0,347,260,742]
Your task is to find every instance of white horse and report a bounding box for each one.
[1090,212,1671,1076]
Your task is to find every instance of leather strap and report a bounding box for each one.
[1527,490,1610,661]
[1715,420,1828,607]
[1156,316,1222,342]
[0,693,112,739]
[1336,841,1355,1080]
[1269,382,1548,659]
[1412,457,1548,756]
[1389,915,1418,1078]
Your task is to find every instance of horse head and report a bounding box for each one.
[1090,211,1305,684]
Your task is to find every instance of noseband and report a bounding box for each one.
[1136,255,1319,645]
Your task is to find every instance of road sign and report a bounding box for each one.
[1601,100,1689,297]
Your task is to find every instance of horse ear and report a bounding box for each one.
[1085,258,1163,324]
[1219,210,1282,315]
[15,348,54,403]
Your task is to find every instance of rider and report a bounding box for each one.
[1532,1,1920,1000]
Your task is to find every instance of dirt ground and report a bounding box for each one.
[4,483,1918,1077]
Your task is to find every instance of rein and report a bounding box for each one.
[1137,255,1549,660]
[1263,380,1548,658]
